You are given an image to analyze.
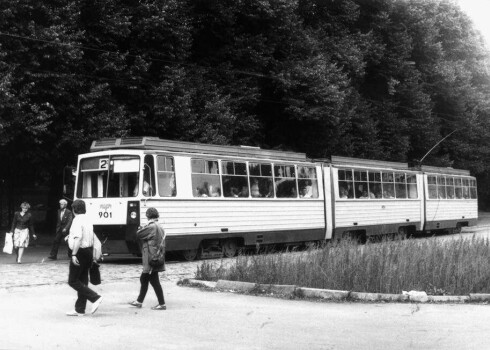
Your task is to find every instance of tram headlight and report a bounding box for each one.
[130,211,137,219]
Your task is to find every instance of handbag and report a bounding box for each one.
[149,253,165,267]
[3,232,13,254]
[89,231,101,285]
[89,262,101,285]
[149,225,166,268]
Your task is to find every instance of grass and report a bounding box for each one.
[196,235,490,295]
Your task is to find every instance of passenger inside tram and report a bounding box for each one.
[299,180,313,198]
[197,182,210,197]
[265,181,274,198]
[383,186,395,199]
[339,187,348,199]
[209,185,221,197]
[250,178,260,197]
[142,180,152,196]
[360,190,369,199]
[238,185,249,197]
[371,184,382,198]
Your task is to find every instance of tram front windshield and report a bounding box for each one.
[76,156,140,198]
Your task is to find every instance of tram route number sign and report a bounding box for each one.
[99,159,109,170]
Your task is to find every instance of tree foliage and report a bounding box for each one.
[1,0,490,211]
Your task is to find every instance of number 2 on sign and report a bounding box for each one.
[99,211,112,218]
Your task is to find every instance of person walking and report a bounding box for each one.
[129,207,166,310]
[48,199,73,260]
[11,202,37,264]
[66,199,103,316]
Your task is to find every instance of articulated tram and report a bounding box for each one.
[67,137,478,260]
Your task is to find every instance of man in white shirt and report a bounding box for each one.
[66,199,103,316]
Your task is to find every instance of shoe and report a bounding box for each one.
[66,310,85,316]
[91,296,103,314]
[47,256,57,260]
[151,304,166,310]
[128,300,143,308]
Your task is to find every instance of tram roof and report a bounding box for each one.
[419,165,471,176]
[329,156,411,170]
[90,137,309,162]
[328,156,471,176]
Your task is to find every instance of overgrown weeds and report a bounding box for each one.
[195,235,490,295]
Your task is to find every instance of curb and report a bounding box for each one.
[350,291,409,302]
[182,279,217,289]
[183,279,490,303]
[469,293,490,302]
[299,287,349,300]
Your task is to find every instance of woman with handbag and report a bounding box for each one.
[11,202,37,263]
[66,199,103,316]
[129,207,166,310]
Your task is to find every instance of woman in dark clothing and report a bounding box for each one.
[11,202,37,263]
[129,207,166,310]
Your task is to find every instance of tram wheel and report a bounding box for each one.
[222,239,238,258]
[397,226,408,239]
[182,249,199,261]
[453,223,462,234]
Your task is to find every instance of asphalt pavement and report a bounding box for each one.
[3,280,490,350]
[1,214,490,349]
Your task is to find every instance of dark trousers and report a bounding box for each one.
[137,271,165,305]
[49,231,64,258]
[68,247,100,313]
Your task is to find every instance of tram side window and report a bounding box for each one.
[446,177,455,199]
[394,173,407,199]
[142,155,156,197]
[77,157,109,198]
[437,176,446,199]
[338,169,354,199]
[157,156,176,197]
[249,163,274,198]
[298,166,318,198]
[407,174,417,199]
[354,170,369,198]
[368,171,382,199]
[470,179,477,199]
[428,175,438,199]
[275,165,297,198]
[191,159,221,197]
[382,172,395,199]
[454,177,463,199]
[462,178,470,199]
[222,161,248,198]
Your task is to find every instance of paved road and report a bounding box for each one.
[1,214,490,349]
[2,280,490,350]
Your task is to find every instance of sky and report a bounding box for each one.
[457,0,490,45]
